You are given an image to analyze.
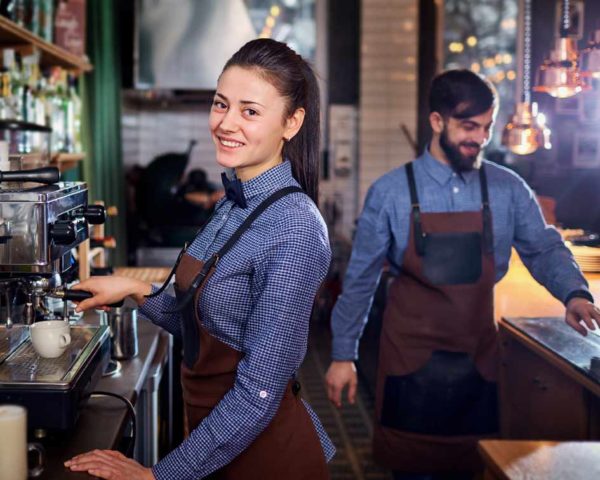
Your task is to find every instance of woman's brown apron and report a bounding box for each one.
[372,162,499,474]
[171,187,329,479]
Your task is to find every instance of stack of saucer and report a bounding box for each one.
[567,244,600,273]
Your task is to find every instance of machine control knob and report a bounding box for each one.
[77,205,106,225]
[50,220,76,245]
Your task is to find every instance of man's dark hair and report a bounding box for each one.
[429,69,497,119]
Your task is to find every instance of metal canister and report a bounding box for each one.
[106,307,138,360]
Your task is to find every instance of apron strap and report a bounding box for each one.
[165,186,305,313]
[479,165,494,254]
[405,161,493,256]
[145,208,219,299]
[405,162,426,256]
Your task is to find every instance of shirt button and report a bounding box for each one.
[452,186,460,194]
[259,390,268,399]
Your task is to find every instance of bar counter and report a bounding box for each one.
[37,318,168,479]
[496,258,600,441]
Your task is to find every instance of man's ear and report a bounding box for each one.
[429,111,445,134]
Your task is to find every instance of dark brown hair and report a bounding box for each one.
[223,39,321,203]
[429,69,497,119]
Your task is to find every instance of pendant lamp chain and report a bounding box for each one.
[523,0,532,104]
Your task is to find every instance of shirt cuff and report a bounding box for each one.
[332,337,359,361]
[152,448,197,480]
[564,289,594,306]
[138,285,165,320]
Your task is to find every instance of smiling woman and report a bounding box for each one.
[210,66,305,182]
[65,39,333,480]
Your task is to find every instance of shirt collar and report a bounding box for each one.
[419,147,480,186]
[238,161,295,201]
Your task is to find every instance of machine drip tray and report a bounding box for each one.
[0,325,109,387]
[0,324,110,430]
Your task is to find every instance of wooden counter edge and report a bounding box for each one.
[498,318,600,398]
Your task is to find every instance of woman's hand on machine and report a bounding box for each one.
[65,449,155,479]
[71,276,152,312]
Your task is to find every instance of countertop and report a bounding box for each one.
[478,440,600,480]
[37,318,166,480]
[494,258,600,321]
[501,317,600,394]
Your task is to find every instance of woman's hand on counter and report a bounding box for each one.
[565,297,600,335]
[64,449,155,479]
[72,276,153,312]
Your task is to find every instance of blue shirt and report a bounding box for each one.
[331,150,589,361]
[139,162,335,479]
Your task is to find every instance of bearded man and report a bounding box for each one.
[325,69,600,480]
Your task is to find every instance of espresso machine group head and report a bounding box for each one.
[0,167,111,431]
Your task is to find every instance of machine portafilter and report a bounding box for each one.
[0,166,60,184]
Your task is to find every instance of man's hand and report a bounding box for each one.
[65,449,154,479]
[325,361,357,408]
[565,297,600,336]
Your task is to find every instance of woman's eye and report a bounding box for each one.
[212,101,227,110]
[245,108,258,116]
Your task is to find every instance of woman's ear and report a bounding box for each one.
[429,111,445,134]
[283,108,306,142]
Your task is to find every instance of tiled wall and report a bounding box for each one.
[121,101,221,184]
[359,0,419,206]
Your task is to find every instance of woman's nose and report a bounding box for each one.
[218,110,239,133]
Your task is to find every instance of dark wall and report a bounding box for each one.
[529,0,600,232]
[328,0,360,104]
[417,0,438,151]
[117,0,135,89]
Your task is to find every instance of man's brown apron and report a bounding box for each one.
[372,162,499,474]
[167,187,329,480]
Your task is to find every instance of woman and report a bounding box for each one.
[65,39,334,480]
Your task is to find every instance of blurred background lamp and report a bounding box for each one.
[502,102,547,155]
[534,38,589,98]
[581,29,600,78]
[502,0,551,155]
[534,0,589,99]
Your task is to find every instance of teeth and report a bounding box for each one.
[220,138,243,148]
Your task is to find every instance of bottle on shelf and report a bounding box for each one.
[39,0,53,42]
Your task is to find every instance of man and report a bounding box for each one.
[325,69,600,480]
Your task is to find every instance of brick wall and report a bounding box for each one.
[359,0,419,206]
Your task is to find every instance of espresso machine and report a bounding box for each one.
[0,166,111,430]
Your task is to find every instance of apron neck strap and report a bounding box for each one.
[405,161,493,256]
[405,162,426,256]
[164,186,305,313]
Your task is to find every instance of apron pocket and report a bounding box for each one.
[381,350,498,436]
[422,232,482,285]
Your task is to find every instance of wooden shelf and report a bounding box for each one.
[0,16,92,73]
[51,152,85,172]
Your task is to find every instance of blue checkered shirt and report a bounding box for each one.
[139,162,335,479]
[331,150,590,361]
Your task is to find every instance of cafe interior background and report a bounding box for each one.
[0,0,600,478]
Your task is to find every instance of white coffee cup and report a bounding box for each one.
[30,320,71,358]
[0,405,44,479]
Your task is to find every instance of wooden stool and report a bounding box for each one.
[478,440,600,480]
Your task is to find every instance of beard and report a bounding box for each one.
[439,127,482,173]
